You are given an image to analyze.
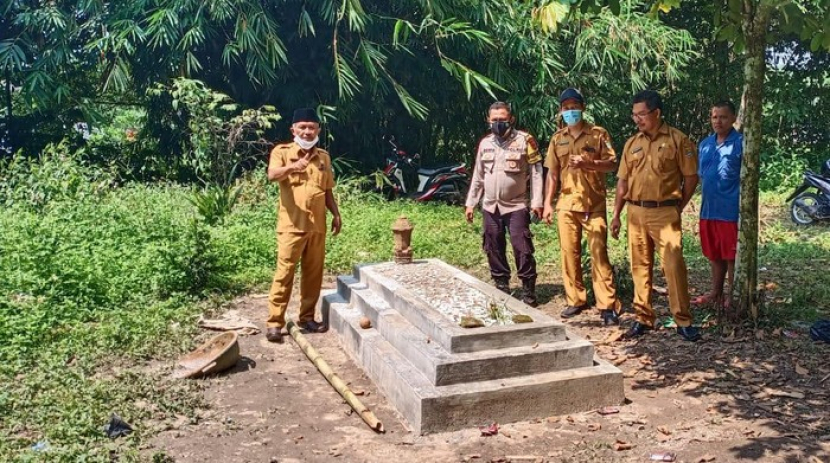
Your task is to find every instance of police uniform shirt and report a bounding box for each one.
[465,130,544,214]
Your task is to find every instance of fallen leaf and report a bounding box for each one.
[546,416,560,423]
[598,406,620,415]
[604,330,625,344]
[755,329,765,340]
[479,422,499,436]
[612,355,629,366]
[566,415,575,424]
[697,455,716,462]
[501,430,512,438]
[462,454,481,462]
[532,342,539,349]
[795,364,809,376]
[614,440,632,451]
[657,426,672,435]
[587,423,601,431]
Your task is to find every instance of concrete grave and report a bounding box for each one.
[322,259,624,434]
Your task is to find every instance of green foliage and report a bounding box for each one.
[0,140,115,209]
[147,78,281,186]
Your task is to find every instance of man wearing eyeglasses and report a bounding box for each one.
[610,90,701,342]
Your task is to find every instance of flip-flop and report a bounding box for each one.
[692,294,717,305]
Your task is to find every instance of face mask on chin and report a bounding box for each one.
[489,121,511,138]
[562,109,582,126]
[294,135,319,151]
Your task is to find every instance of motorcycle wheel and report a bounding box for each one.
[790,192,820,225]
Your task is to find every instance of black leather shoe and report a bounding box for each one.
[622,321,652,339]
[601,309,620,326]
[677,326,701,342]
[561,305,587,319]
[494,277,510,294]
[265,327,284,343]
[299,320,327,333]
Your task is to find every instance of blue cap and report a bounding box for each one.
[559,88,584,104]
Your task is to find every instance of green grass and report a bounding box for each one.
[1,157,829,461]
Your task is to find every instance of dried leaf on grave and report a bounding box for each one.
[755,329,766,340]
[546,416,560,423]
[462,454,482,462]
[566,416,575,424]
[795,364,809,376]
[656,433,671,442]
[697,454,716,462]
[587,423,601,431]
[532,342,539,349]
[657,426,672,435]
[501,430,512,438]
[613,440,632,451]
[479,422,499,436]
[612,355,629,366]
[353,390,365,396]
[772,328,782,337]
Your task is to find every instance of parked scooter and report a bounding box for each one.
[786,159,830,225]
[379,136,469,204]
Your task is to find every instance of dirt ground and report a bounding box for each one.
[151,275,830,463]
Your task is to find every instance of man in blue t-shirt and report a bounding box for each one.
[694,100,742,310]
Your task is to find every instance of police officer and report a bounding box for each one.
[611,90,700,342]
[543,88,622,325]
[265,108,342,343]
[465,102,544,306]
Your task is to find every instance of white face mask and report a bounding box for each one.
[294,135,319,151]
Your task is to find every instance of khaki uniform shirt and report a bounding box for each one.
[545,123,616,213]
[269,142,335,234]
[618,123,698,202]
[465,130,544,214]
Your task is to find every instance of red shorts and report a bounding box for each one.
[700,219,738,261]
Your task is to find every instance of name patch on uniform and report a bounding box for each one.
[482,148,495,153]
[557,140,570,146]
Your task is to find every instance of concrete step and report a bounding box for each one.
[339,277,595,386]
[350,262,568,353]
[324,291,624,434]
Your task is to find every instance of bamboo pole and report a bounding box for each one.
[286,321,384,433]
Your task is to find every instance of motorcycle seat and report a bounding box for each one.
[417,165,460,176]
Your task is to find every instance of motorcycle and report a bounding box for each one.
[379,136,469,204]
[786,159,830,225]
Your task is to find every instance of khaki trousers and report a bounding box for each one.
[267,232,326,328]
[557,210,620,311]
[626,205,692,327]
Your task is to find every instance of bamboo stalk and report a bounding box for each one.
[286,321,384,433]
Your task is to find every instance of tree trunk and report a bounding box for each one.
[735,1,771,321]
[4,67,12,155]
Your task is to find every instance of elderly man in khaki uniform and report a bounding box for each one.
[265,108,342,343]
[611,90,701,342]
[466,101,544,306]
[543,88,622,325]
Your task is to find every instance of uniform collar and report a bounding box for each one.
[289,142,319,160]
[636,121,670,141]
[561,122,593,140]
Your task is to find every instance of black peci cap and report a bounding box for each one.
[292,108,320,124]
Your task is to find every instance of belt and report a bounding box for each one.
[628,199,680,208]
